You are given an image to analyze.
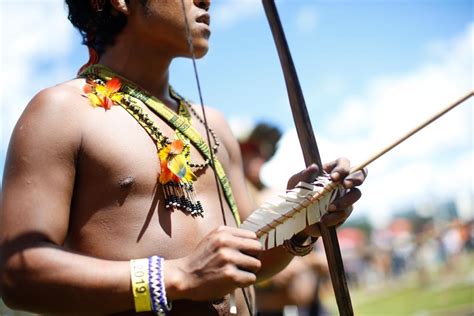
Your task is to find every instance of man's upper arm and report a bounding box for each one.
[209,110,255,222]
[1,87,83,246]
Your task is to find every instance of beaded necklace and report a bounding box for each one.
[81,69,222,217]
[169,88,220,171]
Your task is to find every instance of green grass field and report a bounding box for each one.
[324,253,474,316]
[2,254,473,316]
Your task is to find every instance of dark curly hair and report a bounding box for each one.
[65,0,147,55]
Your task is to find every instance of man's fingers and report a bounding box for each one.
[328,188,361,211]
[287,164,320,189]
[343,168,368,188]
[215,225,259,240]
[234,237,263,257]
[323,186,359,227]
[324,158,350,182]
[216,248,262,274]
[321,206,353,227]
[211,226,263,256]
[213,234,262,253]
[231,249,262,273]
[224,265,258,288]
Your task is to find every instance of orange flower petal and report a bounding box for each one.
[83,79,122,110]
[83,83,93,94]
[172,174,181,183]
[159,168,173,184]
[169,140,184,155]
[106,77,122,94]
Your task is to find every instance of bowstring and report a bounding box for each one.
[179,0,227,226]
[179,1,253,315]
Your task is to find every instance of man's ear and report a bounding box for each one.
[110,0,130,15]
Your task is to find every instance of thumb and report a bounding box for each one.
[287,164,320,189]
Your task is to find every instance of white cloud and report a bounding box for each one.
[212,1,319,33]
[212,0,261,30]
[261,23,474,227]
[261,129,305,189]
[1,1,78,156]
[295,6,318,33]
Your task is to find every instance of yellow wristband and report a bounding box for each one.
[130,258,152,312]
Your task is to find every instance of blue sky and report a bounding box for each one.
[1,0,472,227]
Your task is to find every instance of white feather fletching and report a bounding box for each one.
[240,174,344,250]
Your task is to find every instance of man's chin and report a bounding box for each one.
[185,43,209,59]
[194,46,209,59]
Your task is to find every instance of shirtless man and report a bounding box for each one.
[0,1,366,315]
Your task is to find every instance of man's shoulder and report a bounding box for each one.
[18,78,94,134]
[188,103,225,119]
[188,103,229,131]
[187,102,242,159]
[189,103,236,138]
[11,79,90,150]
[28,78,88,113]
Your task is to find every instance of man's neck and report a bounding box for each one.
[98,36,178,111]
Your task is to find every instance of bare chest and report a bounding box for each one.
[67,105,236,259]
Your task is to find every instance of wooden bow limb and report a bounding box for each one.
[262,1,353,315]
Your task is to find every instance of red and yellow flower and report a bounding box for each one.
[159,139,196,184]
[83,77,123,110]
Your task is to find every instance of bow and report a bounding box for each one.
[262,1,354,315]
[261,2,474,315]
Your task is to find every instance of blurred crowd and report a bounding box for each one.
[341,217,474,290]
[237,121,473,316]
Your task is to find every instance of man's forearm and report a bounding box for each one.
[256,245,294,282]
[0,229,259,314]
[1,244,133,314]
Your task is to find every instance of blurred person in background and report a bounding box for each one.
[238,123,330,316]
[238,123,282,206]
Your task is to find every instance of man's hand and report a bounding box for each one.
[287,158,367,237]
[166,226,263,301]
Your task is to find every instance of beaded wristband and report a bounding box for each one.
[149,256,172,315]
[283,235,318,256]
[130,258,152,312]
